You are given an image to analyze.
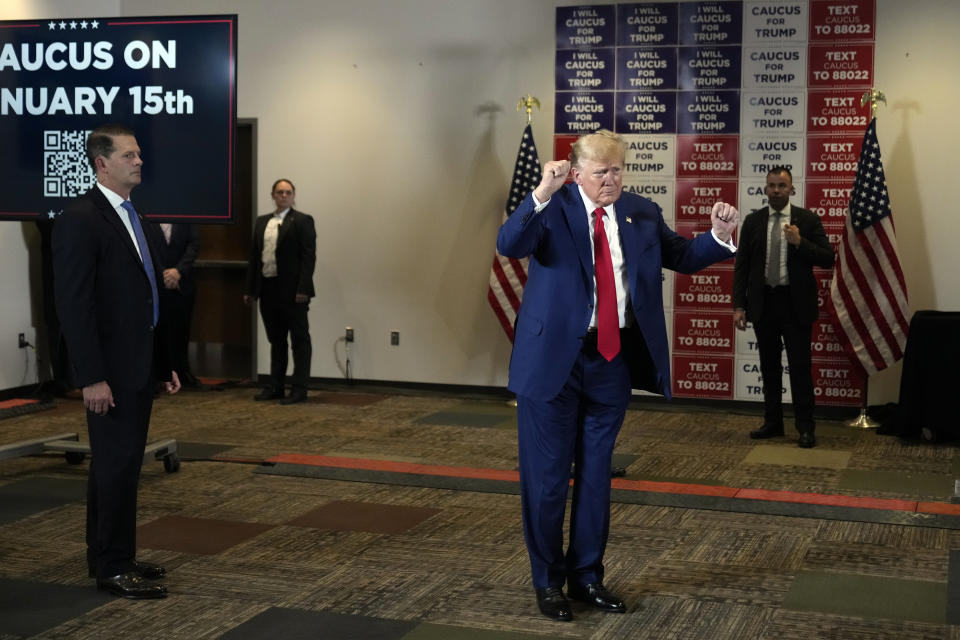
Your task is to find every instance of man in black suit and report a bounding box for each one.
[243,179,316,404]
[733,166,835,448]
[53,124,180,599]
[150,222,200,387]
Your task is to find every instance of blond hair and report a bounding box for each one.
[569,129,627,168]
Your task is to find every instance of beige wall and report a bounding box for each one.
[1,0,956,406]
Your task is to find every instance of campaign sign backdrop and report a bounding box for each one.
[555,0,878,407]
[0,15,237,222]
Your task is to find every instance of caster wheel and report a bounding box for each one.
[65,452,86,465]
[163,455,181,473]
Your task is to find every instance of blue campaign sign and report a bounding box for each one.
[556,48,615,91]
[617,46,678,91]
[678,45,742,91]
[616,3,679,47]
[678,1,742,46]
[0,15,237,223]
[615,91,676,135]
[677,90,740,135]
[555,91,615,135]
[556,5,616,49]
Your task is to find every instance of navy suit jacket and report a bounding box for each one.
[149,223,200,296]
[497,184,734,402]
[52,186,171,390]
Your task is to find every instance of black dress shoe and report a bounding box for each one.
[97,572,167,599]
[567,582,626,612]
[798,432,816,448]
[535,586,572,621]
[611,466,627,478]
[89,560,166,579]
[279,390,307,405]
[254,388,284,401]
[133,560,166,580]
[749,423,785,439]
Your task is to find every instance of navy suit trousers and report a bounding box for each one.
[517,339,631,590]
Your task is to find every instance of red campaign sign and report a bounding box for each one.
[806,135,862,180]
[804,180,852,224]
[808,43,874,88]
[673,310,735,355]
[811,317,848,360]
[807,89,871,133]
[810,0,876,42]
[675,180,738,223]
[674,266,734,310]
[812,359,865,406]
[553,135,578,165]
[815,270,834,313]
[821,219,845,251]
[672,354,734,399]
[675,220,739,246]
[676,135,738,178]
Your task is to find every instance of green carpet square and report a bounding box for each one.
[838,469,953,497]
[784,570,946,623]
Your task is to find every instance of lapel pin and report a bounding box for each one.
[625,216,632,223]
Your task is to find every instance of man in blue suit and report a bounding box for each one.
[497,130,738,621]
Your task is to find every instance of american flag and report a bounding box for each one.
[488,124,542,341]
[828,118,910,376]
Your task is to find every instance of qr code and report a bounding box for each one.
[43,130,95,199]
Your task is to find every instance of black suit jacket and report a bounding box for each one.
[149,223,200,296]
[52,186,171,390]
[733,204,835,325]
[246,208,316,302]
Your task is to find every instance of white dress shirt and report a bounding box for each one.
[96,182,143,263]
[261,208,289,278]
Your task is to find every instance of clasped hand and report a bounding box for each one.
[710,202,739,243]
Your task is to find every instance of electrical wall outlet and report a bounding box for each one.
[345,327,354,342]
[390,331,399,346]
[18,333,26,349]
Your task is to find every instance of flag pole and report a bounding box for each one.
[845,87,887,430]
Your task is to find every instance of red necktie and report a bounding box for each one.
[593,207,620,361]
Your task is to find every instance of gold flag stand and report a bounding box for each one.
[845,87,886,430]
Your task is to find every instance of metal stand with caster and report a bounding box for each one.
[0,433,181,473]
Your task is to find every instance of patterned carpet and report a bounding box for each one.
[1,387,958,639]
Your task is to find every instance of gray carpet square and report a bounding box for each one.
[0,477,86,525]
[175,441,236,460]
[220,607,416,639]
[0,578,110,636]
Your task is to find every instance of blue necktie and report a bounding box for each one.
[121,200,159,326]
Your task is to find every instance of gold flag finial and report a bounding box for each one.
[517,95,541,125]
[860,88,887,120]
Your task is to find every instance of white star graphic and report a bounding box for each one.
[48,21,56,30]
[69,20,77,29]
[48,210,57,219]
[59,21,66,29]
[91,20,99,29]
[81,20,88,29]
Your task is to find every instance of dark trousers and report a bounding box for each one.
[259,278,311,392]
[160,289,194,376]
[754,287,815,432]
[86,383,154,578]
[517,336,631,589]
